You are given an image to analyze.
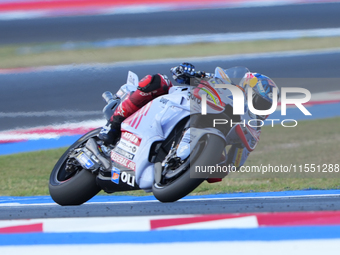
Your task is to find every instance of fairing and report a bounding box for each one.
[112,86,191,189]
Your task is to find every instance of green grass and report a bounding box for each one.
[0,148,66,196]
[194,117,340,194]
[0,117,339,196]
[1,37,340,68]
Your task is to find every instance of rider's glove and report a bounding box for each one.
[170,62,196,85]
[203,72,214,79]
[98,124,120,146]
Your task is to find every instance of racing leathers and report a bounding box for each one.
[100,73,173,145]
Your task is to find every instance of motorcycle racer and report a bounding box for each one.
[99,62,279,172]
[224,71,280,171]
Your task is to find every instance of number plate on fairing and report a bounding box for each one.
[76,152,95,169]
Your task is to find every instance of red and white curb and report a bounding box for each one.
[0,215,257,234]
[1,90,339,145]
[277,89,340,109]
[0,0,335,20]
[0,119,105,144]
[2,211,340,234]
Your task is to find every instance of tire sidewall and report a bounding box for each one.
[152,134,225,202]
[49,128,102,206]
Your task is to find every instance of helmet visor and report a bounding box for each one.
[252,93,272,110]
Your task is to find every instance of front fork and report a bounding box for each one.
[156,127,228,183]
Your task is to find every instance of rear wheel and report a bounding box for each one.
[49,128,102,206]
[152,134,225,202]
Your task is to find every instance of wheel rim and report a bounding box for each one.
[51,139,91,185]
[56,161,81,183]
[156,138,207,188]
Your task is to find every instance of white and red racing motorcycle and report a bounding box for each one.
[49,66,259,205]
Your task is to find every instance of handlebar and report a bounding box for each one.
[102,91,116,104]
[193,71,214,79]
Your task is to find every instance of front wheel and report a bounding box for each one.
[152,134,225,202]
[49,128,102,206]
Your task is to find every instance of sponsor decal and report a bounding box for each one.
[117,107,125,117]
[115,146,134,160]
[121,171,135,187]
[124,101,153,129]
[242,72,257,88]
[111,151,136,171]
[76,152,94,169]
[194,82,223,106]
[188,91,201,104]
[192,81,225,113]
[121,132,141,146]
[116,90,124,98]
[127,75,136,86]
[178,143,189,155]
[182,131,195,144]
[249,77,258,88]
[267,78,276,87]
[257,81,265,94]
[117,139,139,155]
[234,148,243,168]
[111,167,121,184]
[217,67,231,83]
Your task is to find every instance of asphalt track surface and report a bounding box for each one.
[1,3,340,44]
[1,195,340,219]
[1,50,340,131]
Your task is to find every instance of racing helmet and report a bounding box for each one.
[243,73,279,118]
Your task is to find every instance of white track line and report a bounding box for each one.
[20,28,340,52]
[1,193,340,207]
[1,240,339,255]
[0,110,101,118]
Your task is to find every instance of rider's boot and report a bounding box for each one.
[99,115,124,147]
